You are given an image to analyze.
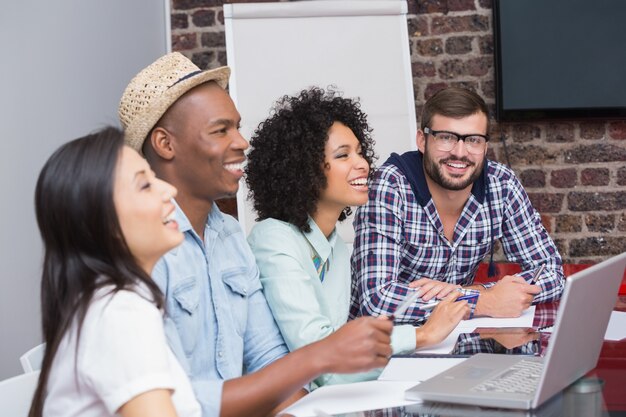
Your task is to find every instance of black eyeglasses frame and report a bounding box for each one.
[423,127,490,145]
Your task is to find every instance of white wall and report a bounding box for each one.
[0,0,170,379]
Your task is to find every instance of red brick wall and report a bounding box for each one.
[170,0,626,263]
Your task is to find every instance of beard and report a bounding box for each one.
[422,142,485,191]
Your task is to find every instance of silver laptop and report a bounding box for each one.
[403,392,563,417]
[405,251,626,409]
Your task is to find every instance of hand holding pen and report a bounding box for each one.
[390,289,474,320]
[418,293,478,311]
[389,290,470,347]
[529,264,546,286]
[472,268,543,317]
[416,292,471,346]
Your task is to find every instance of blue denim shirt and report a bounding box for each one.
[153,202,289,417]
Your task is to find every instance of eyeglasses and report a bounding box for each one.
[423,127,489,155]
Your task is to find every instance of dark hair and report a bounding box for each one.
[421,87,490,133]
[246,87,376,233]
[29,127,164,417]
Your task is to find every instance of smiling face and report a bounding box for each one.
[161,81,248,203]
[114,146,183,272]
[316,122,370,217]
[417,112,488,192]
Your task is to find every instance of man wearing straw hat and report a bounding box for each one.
[118,52,393,417]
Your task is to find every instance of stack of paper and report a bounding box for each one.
[378,357,466,382]
[279,380,420,417]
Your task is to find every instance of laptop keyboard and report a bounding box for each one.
[471,360,543,395]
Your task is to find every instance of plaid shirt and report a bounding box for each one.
[350,151,564,324]
[533,302,560,329]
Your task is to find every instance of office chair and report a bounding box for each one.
[20,343,45,373]
[0,371,40,416]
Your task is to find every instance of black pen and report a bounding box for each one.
[529,264,546,286]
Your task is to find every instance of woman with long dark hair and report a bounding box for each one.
[29,127,200,417]
[246,88,469,387]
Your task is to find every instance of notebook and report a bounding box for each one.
[405,251,626,409]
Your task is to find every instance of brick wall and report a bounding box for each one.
[170,0,626,263]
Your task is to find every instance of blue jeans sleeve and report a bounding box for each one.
[242,266,289,373]
[192,379,224,417]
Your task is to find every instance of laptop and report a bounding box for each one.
[403,392,563,417]
[405,251,626,409]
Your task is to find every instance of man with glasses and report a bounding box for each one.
[351,87,564,325]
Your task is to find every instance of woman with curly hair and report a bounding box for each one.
[246,87,469,387]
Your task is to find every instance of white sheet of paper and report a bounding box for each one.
[279,380,420,417]
[456,305,536,330]
[604,311,626,341]
[413,306,536,354]
[378,357,467,382]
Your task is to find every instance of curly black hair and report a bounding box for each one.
[246,87,376,233]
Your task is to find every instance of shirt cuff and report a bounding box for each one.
[517,270,535,281]
[458,288,481,319]
[391,324,417,354]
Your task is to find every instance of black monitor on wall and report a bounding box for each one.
[493,0,626,122]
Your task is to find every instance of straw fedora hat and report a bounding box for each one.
[119,52,230,153]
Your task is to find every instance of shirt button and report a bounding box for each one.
[218,351,223,358]
[243,289,247,295]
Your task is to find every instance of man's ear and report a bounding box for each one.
[150,127,175,160]
[416,129,426,153]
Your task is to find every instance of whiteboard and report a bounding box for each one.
[0,0,170,379]
[224,0,417,243]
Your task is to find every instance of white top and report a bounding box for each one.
[43,286,201,417]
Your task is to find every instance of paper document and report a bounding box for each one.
[378,357,467,382]
[604,311,626,341]
[456,305,536,330]
[279,380,420,417]
[413,306,536,355]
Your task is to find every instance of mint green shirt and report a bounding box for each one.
[248,217,416,387]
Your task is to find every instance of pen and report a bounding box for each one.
[390,290,423,321]
[418,293,477,311]
[529,264,546,286]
